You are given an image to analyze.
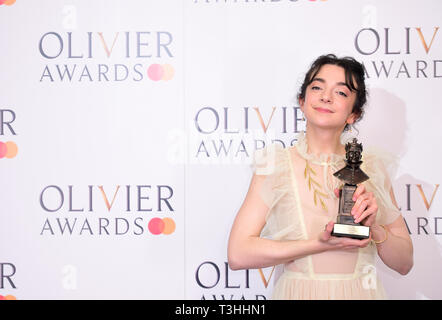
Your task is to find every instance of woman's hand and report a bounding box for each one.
[333,185,378,227]
[349,184,378,227]
[319,221,371,250]
[319,184,377,251]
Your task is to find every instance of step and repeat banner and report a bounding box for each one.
[1,0,441,300]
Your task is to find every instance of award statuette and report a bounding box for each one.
[332,138,370,239]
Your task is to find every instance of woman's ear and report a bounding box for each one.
[346,112,358,125]
[298,97,304,112]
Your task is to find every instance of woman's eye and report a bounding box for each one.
[337,91,348,97]
[311,86,321,90]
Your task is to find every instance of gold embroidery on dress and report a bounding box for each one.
[304,160,329,211]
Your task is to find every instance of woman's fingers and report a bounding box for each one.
[352,192,371,214]
[352,184,366,201]
[321,221,334,241]
[351,186,377,225]
[355,203,377,223]
[340,237,370,248]
[326,221,334,233]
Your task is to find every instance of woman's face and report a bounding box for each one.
[299,64,358,132]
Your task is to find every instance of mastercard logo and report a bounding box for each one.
[0,294,17,300]
[0,141,18,159]
[148,217,176,235]
[0,0,16,6]
[147,64,174,82]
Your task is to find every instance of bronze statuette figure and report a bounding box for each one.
[332,138,370,239]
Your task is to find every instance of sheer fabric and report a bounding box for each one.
[253,132,401,300]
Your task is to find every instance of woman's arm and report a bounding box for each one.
[351,185,413,275]
[227,174,370,270]
[371,189,414,275]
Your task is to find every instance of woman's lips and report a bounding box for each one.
[314,107,333,113]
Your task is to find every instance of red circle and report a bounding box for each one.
[0,295,5,300]
[147,64,164,81]
[0,142,7,158]
[148,218,165,235]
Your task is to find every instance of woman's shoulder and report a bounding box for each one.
[361,145,400,188]
[362,145,398,170]
[252,143,290,176]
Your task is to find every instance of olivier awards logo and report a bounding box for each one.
[194,260,273,300]
[0,109,18,160]
[0,0,15,6]
[38,184,176,237]
[0,262,17,300]
[38,31,175,83]
[188,106,305,163]
[192,0,328,4]
[399,183,441,237]
[354,26,441,78]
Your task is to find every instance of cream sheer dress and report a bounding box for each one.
[253,132,401,300]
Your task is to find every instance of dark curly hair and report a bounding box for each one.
[297,54,367,131]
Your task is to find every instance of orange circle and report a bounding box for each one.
[161,64,175,81]
[4,0,16,5]
[5,295,16,300]
[5,141,18,158]
[162,218,176,235]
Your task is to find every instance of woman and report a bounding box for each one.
[227,54,413,300]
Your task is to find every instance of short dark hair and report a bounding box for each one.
[297,54,367,131]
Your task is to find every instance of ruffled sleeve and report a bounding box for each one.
[252,144,303,240]
[252,144,282,209]
[361,147,402,226]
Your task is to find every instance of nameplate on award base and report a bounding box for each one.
[332,223,370,239]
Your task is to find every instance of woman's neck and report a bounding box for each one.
[305,126,345,156]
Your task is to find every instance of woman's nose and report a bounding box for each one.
[320,89,332,103]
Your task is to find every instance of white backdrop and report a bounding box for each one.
[0,0,441,300]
